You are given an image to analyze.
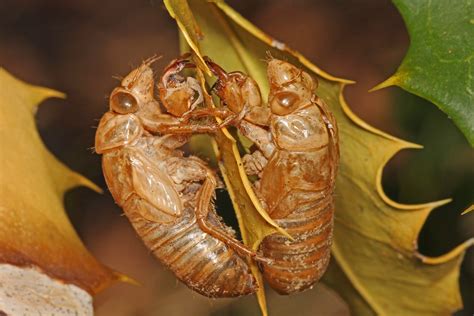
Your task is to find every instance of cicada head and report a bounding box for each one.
[267,59,317,116]
[109,56,162,118]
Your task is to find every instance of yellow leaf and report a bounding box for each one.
[461,204,473,215]
[164,1,473,315]
[164,0,210,75]
[0,69,126,294]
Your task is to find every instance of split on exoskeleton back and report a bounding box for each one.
[158,53,204,117]
[205,56,271,127]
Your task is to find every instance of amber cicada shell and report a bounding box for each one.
[208,58,339,294]
[95,56,265,297]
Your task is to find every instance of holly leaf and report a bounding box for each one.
[373,0,474,146]
[0,69,127,296]
[163,0,473,315]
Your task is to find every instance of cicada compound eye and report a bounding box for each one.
[110,89,139,114]
[270,91,300,115]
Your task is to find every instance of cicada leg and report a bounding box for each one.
[242,150,268,177]
[155,122,224,134]
[181,107,233,121]
[194,168,271,264]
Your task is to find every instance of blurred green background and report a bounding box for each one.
[0,0,472,315]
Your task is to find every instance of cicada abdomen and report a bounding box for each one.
[208,58,339,294]
[95,56,258,297]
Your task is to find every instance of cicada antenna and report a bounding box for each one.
[128,55,163,88]
[143,54,163,67]
[264,50,275,63]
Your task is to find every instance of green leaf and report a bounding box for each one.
[164,1,473,315]
[373,0,474,146]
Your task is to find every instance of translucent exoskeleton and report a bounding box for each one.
[95,55,266,297]
[207,57,339,294]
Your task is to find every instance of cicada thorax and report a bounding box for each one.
[258,99,338,294]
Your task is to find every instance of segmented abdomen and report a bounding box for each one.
[259,190,333,294]
[258,147,336,294]
[102,149,256,297]
[125,197,256,297]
